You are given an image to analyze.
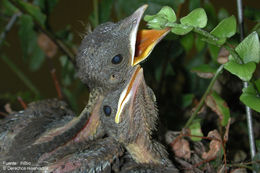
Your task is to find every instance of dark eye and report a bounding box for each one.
[111,54,123,64]
[103,105,112,116]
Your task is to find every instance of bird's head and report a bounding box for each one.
[76,5,169,92]
[99,67,158,144]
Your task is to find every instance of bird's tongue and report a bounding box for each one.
[132,28,170,66]
[115,66,144,123]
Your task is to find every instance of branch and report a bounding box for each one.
[17,96,27,109]
[9,0,76,66]
[0,13,20,46]
[184,65,224,128]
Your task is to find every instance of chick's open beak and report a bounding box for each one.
[115,66,143,123]
[133,28,170,66]
[115,5,170,123]
[125,4,170,67]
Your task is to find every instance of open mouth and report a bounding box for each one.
[115,5,169,123]
[127,4,170,66]
[115,66,142,123]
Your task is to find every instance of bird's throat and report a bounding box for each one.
[126,135,163,165]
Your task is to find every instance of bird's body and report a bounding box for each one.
[0,5,179,172]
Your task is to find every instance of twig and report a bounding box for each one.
[50,68,63,99]
[193,156,216,168]
[184,65,224,128]
[236,0,256,164]
[45,55,62,99]
[17,96,27,109]
[227,162,253,170]
[9,0,76,66]
[1,55,41,97]
[0,13,20,46]
[0,0,28,46]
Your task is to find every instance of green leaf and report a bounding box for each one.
[157,6,176,22]
[145,15,168,29]
[1,0,19,16]
[195,34,206,52]
[224,60,256,81]
[19,15,36,60]
[18,15,45,71]
[144,6,176,29]
[182,94,194,108]
[210,16,236,38]
[208,44,220,62]
[33,0,59,14]
[17,0,46,27]
[189,119,203,141]
[235,32,260,63]
[240,79,260,113]
[29,46,45,71]
[180,8,207,28]
[180,33,194,52]
[206,91,230,126]
[170,23,193,35]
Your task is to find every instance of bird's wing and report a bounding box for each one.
[43,137,124,173]
[0,99,76,163]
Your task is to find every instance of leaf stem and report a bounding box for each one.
[184,65,224,128]
[1,55,41,97]
[193,27,218,42]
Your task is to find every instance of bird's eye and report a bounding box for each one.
[103,105,112,116]
[111,54,123,64]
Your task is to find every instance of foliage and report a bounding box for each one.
[0,0,260,171]
[144,4,260,171]
[144,5,260,113]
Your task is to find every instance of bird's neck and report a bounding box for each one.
[126,131,170,166]
[124,84,171,166]
[73,87,104,142]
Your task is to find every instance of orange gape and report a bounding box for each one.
[134,28,170,65]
